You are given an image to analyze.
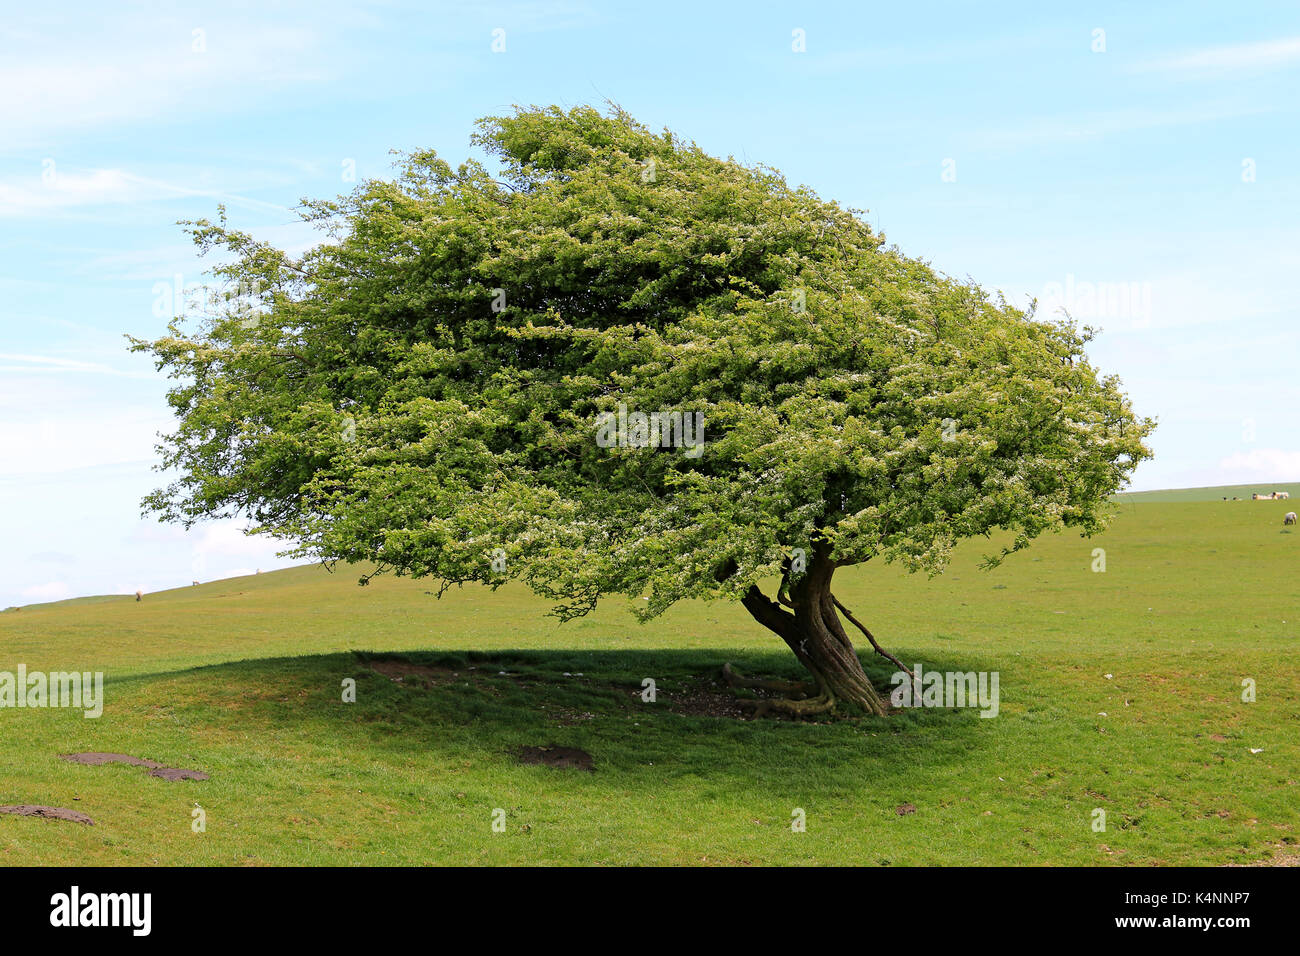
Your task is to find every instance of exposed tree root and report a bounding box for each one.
[721,662,816,699]
[739,693,836,719]
[720,663,836,718]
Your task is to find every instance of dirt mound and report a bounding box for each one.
[0,805,94,825]
[514,745,594,771]
[60,752,209,781]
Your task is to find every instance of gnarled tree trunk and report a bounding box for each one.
[733,551,888,717]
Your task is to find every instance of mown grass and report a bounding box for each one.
[1,493,1296,865]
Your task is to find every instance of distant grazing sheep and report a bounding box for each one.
[135,590,143,602]
[192,580,199,586]
[1285,512,1297,526]
[1279,492,1291,500]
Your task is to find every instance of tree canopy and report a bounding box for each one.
[133,103,1154,714]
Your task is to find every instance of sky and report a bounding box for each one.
[2,0,1298,607]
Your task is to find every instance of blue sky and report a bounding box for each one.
[2,0,1298,606]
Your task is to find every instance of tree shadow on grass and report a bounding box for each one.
[118,647,1002,798]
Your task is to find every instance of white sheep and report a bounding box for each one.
[1285,512,1297,526]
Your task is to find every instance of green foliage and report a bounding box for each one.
[131,104,1154,620]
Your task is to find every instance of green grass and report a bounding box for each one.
[1,491,1297,866]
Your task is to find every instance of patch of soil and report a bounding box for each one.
[629,679,755,719]
[369,659,459,686]
[60,752,209,782]
[896,803,917,816]
[148,767,209,781]
[0,805,94,825]
[60,752,157,767]
[514,745,594,771]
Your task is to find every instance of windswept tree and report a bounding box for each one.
[133,104,1154,717]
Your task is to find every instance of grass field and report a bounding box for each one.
[1,490,1297,866]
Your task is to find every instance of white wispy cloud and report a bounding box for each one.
[1,22,326,150]
[0,169,293,218]
[0,404,172,476]
[120,173,294,215]
[0,169,137,215]
[20,581,72,602]
[968,103,1269,150]
[1130,36,1300,75]
[0,353,153,377]
[1216,448,1300,483]
[77,220,325,282]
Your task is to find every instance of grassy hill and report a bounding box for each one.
[1,492,1297,865]
[1117,481,1300,503]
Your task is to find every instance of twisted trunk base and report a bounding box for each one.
[726,553,889,718]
